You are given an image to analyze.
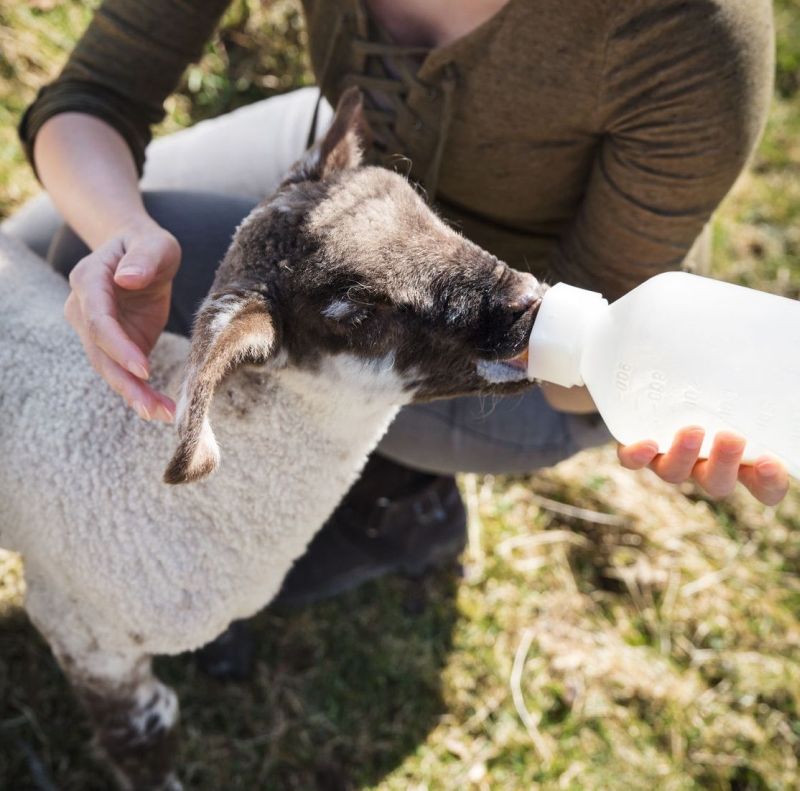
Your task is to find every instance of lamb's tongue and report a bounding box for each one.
[503,347,529,372]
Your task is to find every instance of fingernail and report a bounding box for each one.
[128,361,149,380]
[634,442,658,463]
[719,440,747,462]
[681,431,704,451]
[756,460,781,479]
[156,404,174,423]
[117,267,143,278]
[133,401,151,421]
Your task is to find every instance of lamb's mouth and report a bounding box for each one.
[476,348,530,384]
[475,295,540,384]
[503,347,529,372]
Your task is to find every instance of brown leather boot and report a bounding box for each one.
[273,452,467,606]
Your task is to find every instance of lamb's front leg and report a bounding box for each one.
[25,581,181,790]
[74,660,180,791]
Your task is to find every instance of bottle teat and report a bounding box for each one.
[527,283,608,387]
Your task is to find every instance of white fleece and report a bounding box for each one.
[0,232,409,660]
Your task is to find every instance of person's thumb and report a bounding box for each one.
[114,232,180,290]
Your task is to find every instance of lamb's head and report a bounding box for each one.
[165,88,545,484]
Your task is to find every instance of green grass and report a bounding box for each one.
[713,1,800,297]
[2,2,800,789]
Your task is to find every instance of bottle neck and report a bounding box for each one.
[527,283,608,387]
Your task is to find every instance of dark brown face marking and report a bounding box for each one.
[166,87,545,483]
[211,88,543,391]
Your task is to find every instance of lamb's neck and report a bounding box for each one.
[209,356,410,529]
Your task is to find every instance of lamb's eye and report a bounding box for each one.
[322,298,371,326]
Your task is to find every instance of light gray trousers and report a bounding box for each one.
[3,87,611,475]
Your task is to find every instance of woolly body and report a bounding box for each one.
[0,232,405,658]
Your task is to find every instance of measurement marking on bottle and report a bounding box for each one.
[647,370,667,403]
[615,362,632,393]
[683,385,700,407]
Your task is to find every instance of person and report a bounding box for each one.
[5,0,788,646]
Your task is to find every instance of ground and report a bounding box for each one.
[1,2,800,789]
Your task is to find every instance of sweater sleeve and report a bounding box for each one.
[549,0,774,302]
[19,0,231,177]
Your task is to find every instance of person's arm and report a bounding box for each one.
[20,0,229,420]
[20,0,231,179]
[548,0,774,301]
[35,113,148,250]
[544,0,788,504]
[35,114,180,421]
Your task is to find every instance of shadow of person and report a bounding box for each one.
[0,565,460,790]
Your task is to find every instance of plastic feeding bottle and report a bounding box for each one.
[527,271,800,478]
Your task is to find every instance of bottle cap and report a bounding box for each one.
[527,283,608,387]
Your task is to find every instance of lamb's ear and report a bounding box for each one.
[291,87,370,181]
[163,292,277,485]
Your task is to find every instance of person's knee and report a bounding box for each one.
[379,393,612,476]
[45,190,258,336]
[48,223,89,278]
[141,191,257,334]
[141,87,330,199]
[1,193,63,259]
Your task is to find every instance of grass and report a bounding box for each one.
[1,2,800,789]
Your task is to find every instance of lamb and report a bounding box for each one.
[0,89,545,790]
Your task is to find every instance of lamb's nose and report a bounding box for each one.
[507,289,540,314]
[506,275,543,314]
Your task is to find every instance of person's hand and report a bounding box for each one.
[63,218,181,422]
[618,428,790,506]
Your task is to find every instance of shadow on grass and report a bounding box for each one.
[1,565,460,791]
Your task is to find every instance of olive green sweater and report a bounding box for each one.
[20,0,774,299]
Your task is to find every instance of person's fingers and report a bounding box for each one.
[617,440,660,470]
[738,457,790,507]
[84,344,175,422]
[114,249,159,288]
[63,232,179,422]
[648,427,705,483]
[87,345,152,417]
[114,232,180,289]
[67,293,174,422]
[68,241,165,377]
[618,429,791,506]
[691,431,746,498]
[158,395,177,420]
[76,274,151,378]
